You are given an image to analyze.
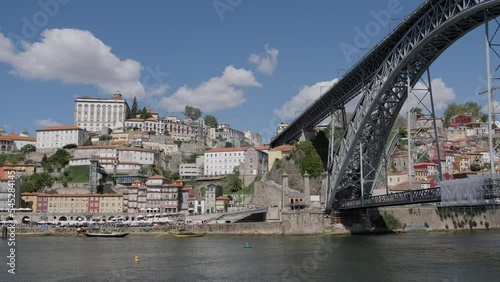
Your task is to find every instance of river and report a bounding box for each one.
[1,230,500,281]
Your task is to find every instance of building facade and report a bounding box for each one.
[21,193,123,213]
[36,125,89,149]
[179,163,203,179]
[74,92,131,132]
[0,130,36,153]
[204,147,248,176]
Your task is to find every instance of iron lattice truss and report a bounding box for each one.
[269,0,500,212]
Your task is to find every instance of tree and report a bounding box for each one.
[312,130,329,170]
[48,149,71,172]
[131,97,138,117]
[411,107,424,118]
[470,164,481,172]
[226,167,243,193]
[139,107,152,119]
[62,143,78,149]
[22,172,55,193]
[204,115,218,128]
[82,139,93,146]
[99,135,112,141]
[295,141,324,177]
[225,142,233,148]
[443,102,483,127]
[398,127,407,138]
[20,144,36,155]
[41,154,52,173]
[184,105,202,120]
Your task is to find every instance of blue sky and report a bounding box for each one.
[0,0,495,142]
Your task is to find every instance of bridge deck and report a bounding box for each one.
[334,188,441,210]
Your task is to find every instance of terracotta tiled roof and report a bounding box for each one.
[270,145,294,152]
[206,147,250,153]
[76,145,117,150]
[148,175,165,179]
[0,134,36,142]
[216,196,230,200]
[21,193,122,197]
[37,125,84,132]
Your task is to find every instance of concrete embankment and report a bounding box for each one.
[11,211,350,236]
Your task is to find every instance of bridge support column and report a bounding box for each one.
[304,172,310,207]
[326,107,347,212]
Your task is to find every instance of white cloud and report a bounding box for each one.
[160,65,261,112]
[248,44,279,75]
[273,78,339,120]
[403,78,456,113]
[34,118,62,128]
[0,29,167,99]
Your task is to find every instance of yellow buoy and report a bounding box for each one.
[134,256,140,263]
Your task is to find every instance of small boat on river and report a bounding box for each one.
[81,230,129,238]
[171,231,206,238]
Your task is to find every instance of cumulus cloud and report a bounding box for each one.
[34,118,62,128]
[403,78,456,112]
[0,29,167,99]
[248,44,279,75]
[273,78,339,120]
[160,65,261,112]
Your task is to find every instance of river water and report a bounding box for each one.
[1,230,500,281]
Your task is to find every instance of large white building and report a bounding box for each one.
[204,147,248,176]
[74,92,130,133]
[36,125,89,149]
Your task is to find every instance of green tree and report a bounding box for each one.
[398,127,407,138]
[295,140,324,177]
[20,144,36,155]
[48,149,71,172]
[470,164,481,172]
[41,154,52,172]
[411,107,424,118]
[99,135,112,141]
[312,130,329,170]
[22,172,55,193]
[138,107,153,119]
[443,102,483,127]
[184,105,202,120]
[82,139,93,146]
[131,96,138,117]
[204,115,218,128]
[226,167,243,193]
[225,142,233,148]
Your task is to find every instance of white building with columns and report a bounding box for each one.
[74,92,130,133]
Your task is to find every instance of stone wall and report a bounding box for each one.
[367,205,500,231]
[282,211,328,234]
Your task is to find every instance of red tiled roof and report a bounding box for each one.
[270,145,294,152]
[206,147,250,153]
[76,145,117,150]
[37,125,84,131]
[216,196,230,200]
[148,175,165,179]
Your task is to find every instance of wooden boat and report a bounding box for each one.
[82,230,129,238]
[171,232,206,238]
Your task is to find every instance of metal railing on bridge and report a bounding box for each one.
[334,187,441,210]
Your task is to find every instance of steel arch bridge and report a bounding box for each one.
[269,0,500,213]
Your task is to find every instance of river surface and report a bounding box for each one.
[1,230,500,281]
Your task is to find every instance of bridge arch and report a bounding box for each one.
[329,1,500,209]
[266,0,500,212]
